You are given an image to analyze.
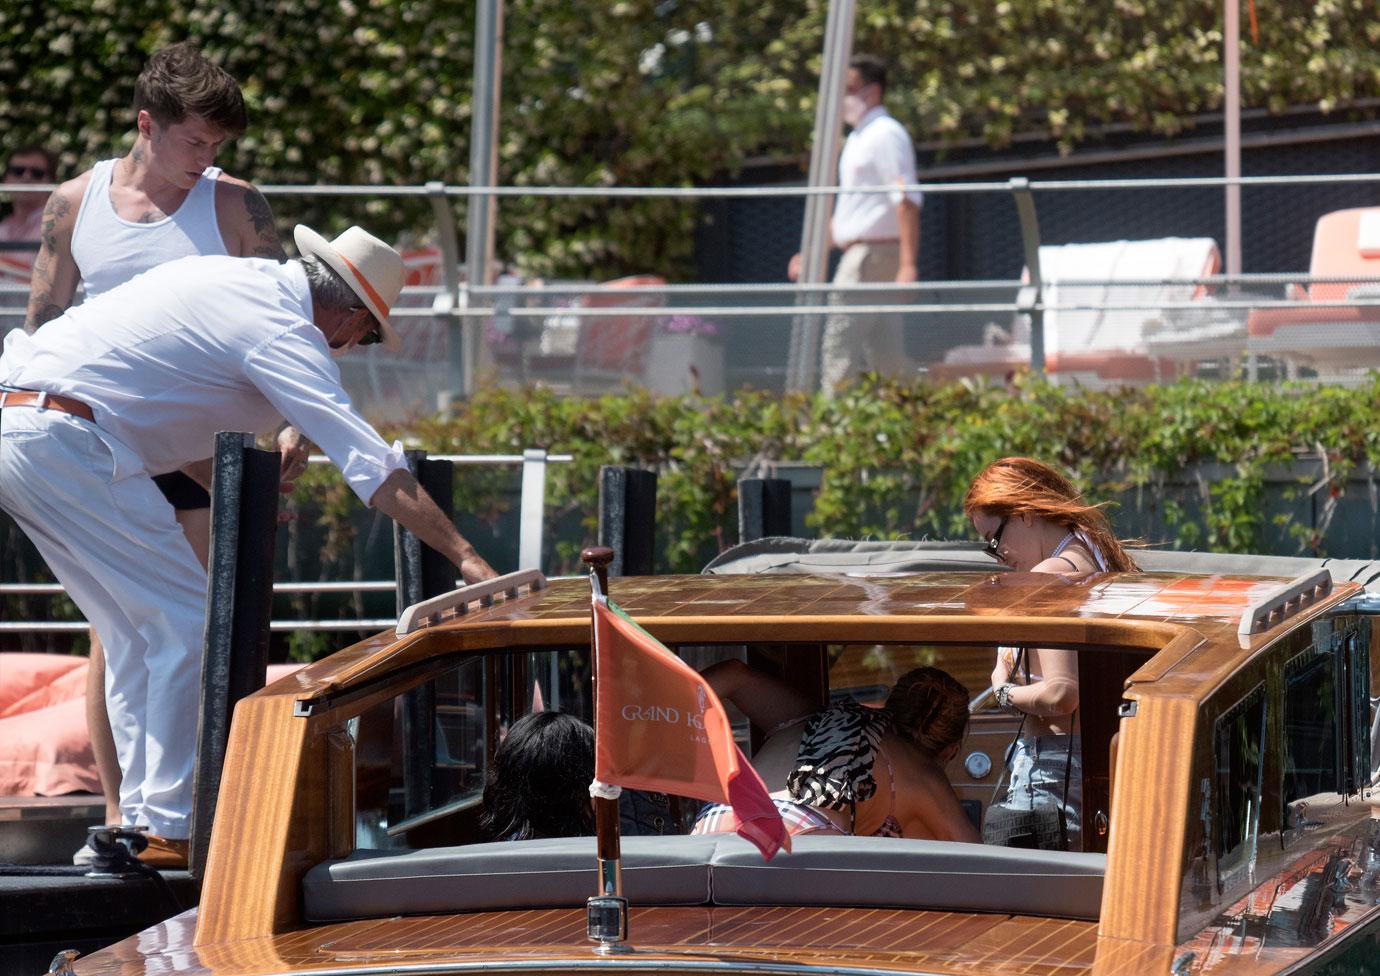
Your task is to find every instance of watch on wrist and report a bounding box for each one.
[996,683,1022,716]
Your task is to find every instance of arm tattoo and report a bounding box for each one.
[40,194,69,253]
[25,193,75,332]
[244,187,287,260]
[32,302,63,328]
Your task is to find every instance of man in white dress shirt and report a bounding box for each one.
[789,54,922,393]
[0,225,497,867]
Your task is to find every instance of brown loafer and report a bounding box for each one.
[137,835,189,869]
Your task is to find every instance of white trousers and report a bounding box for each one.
[0,407,207,838]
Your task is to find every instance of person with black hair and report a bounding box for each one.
[481,712,596,841]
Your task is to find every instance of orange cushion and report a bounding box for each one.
[0,653,86,717]
[0,653,99,796]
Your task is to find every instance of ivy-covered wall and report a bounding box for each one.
[3,1,1377,280]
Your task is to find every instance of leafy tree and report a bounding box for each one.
[3,1,1377,279]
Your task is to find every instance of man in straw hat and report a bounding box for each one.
[0,225,497,868]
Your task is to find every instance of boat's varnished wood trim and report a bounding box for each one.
[1099,695,1199,944]
[301,616,1191,711]
[194,694,333,945]
[173,570,1368,965]
[94,905,1107,975]
[268,575,1361,716]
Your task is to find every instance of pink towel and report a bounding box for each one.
[0,653,304,796]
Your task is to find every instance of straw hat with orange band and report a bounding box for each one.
[293,224,405,352]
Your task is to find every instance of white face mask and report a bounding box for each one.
[841,94,867,127]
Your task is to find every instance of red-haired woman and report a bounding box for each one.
[963,456,1138,850]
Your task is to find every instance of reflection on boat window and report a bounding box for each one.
[1213,684,1266,892]
[1342,630,1373,794]
[353,649,594,850]
[353,657,488,849]
[1282,649,1340,812]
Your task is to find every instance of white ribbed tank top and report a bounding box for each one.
[71,158,228,298]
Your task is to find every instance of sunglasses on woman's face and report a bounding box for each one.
[983,516,1010,561]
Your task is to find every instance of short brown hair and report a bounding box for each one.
[133,41,247,136]
[886,667,969,756]
[6,145,58,180]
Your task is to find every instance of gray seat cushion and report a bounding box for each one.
[304,835,718,921]
[709,835,1106,920]
[303,834,1106,923]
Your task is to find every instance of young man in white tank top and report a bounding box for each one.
[21,42,308,847]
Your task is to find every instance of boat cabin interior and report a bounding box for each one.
[189,570,1379,967]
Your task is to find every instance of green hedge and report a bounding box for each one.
[284,375,1380,582]
[3,2,1378,280]
[9,375,1378,658]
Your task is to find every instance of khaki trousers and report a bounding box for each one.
[819,241,914,394]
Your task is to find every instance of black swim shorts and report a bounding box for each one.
[152,470,211,510]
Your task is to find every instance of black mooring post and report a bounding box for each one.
[738,477,793,543]
[597,466,657,577]
[190,431,281,878]
[393,450,455,818]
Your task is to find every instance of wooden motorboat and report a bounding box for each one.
[63,564,1379,975]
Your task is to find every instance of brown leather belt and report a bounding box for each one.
[0,389,96,422]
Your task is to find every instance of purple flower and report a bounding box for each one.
[660,314,719,338]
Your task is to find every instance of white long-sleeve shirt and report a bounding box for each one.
[0,255,406,503]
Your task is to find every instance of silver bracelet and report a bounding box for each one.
[996,682,1022,716]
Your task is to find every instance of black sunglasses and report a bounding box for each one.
[351,307,382,346]
[6,164,49,179]
[983,515,1010,561]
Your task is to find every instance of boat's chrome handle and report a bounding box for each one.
[1237,569,1332,639]
[396,568,548,636]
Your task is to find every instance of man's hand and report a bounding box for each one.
[460,553,499,584]
[895,264,918,285]
[787,252,802,282]
[276,426,310,492]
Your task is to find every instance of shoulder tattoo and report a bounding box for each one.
[243,187,287,260]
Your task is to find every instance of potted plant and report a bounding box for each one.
[644,313,725,395]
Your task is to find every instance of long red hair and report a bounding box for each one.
[962,457,1138,572]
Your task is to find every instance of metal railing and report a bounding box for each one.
[0,449,571,637]
[7,171,1380,402]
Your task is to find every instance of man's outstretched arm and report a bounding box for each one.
[369,468,498,584]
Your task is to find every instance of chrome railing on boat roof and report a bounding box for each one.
[395,568,548,636]
[1237,569,1334,639]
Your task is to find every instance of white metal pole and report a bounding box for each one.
[464,0,504,399]
[1224,0,1242,276]
[785,0,856,392]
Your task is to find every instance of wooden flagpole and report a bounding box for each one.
[582,545,630,952]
